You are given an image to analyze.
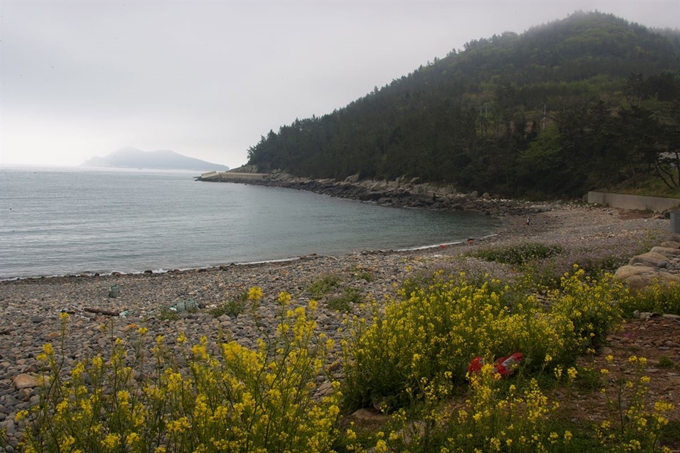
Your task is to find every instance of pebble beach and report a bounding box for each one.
[0,202,674,448]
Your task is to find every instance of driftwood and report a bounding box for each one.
[84,307,121,316]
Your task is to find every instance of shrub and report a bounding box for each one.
[342,269,624,411]
[549,267,626,351]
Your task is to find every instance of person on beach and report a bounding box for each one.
[525,217,531,226]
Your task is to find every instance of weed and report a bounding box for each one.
[472,242,564,266]
[209,291,249,318]
[157,306,179,321]
[619,280,680,316]
[658,355,675,369]
[308,273,342,298]
[327,287,363,312]
[660,420,680,447]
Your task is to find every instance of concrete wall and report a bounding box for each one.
[200,172,268,181]
[588,191,680,212]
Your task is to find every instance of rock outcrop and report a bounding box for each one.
[615,235,680,292]
[202,171,557,217]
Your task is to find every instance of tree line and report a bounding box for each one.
[246,12,680,199]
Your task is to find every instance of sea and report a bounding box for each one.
[0,166,501,279]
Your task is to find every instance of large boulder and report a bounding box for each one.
[628,251,669,268]
[614,265,679,292]
[651,246,680,256]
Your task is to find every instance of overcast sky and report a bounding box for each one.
[1,1,678,169]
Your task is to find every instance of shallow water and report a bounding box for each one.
[0,166,500,278]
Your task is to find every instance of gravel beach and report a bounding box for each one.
[0,202,675,447]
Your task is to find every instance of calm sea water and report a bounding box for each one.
[0,166,500,279]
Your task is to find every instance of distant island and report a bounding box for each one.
[81,147,229,171]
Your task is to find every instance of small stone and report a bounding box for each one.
[12,374,37,390]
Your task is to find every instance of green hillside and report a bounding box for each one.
[246,11,680,199]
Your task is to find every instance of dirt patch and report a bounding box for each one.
[618,209,660,220]
[555,316,680,449]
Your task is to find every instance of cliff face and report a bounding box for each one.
[82,147,229,171]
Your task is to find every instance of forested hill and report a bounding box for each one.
[246,12,680,199]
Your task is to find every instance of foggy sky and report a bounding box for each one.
[1,0,678,169]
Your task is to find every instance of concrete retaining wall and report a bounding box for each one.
[588,191,680,212]
[200,172,267,181]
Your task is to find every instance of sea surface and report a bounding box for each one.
[0,166,501,279]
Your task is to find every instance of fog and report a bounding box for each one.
[1,0,678,168]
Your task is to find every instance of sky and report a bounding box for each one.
[1,1,678,169]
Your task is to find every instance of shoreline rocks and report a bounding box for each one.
[614,234,680,292]
[202,172,560,217]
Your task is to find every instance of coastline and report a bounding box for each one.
[200,171,555,217]
[0,203,674,444]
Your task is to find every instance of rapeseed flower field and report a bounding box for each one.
[3,265,677,452]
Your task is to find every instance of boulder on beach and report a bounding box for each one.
[628,251,669,268]
[650,246,680,256]
[614,265,679,292]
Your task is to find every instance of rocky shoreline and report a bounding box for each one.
[202,171,557,217]
[0,204,676,449]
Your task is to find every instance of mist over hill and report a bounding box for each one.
[82,148,229,171]
[246,11,680,199]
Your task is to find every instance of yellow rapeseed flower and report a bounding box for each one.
[101,433,121,449]
[374,439,388,453]
[248,286,263,302]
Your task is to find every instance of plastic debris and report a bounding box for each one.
[169,298,197,313]
[108,285,120,298]
[468,352,523,377]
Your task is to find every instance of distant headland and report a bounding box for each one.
[81,147,229,171]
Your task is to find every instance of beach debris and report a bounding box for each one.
[84,307,121,317]
[108,284,120,298]
[170,298,197,313]
[468,352,523,377]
